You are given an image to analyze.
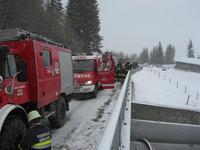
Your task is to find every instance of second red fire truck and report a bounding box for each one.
[72,52,115,97]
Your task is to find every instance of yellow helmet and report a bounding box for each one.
[28,110,42,122]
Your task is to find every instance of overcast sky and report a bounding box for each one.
[62,0,200,59]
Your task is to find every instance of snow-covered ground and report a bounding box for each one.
[51,87,120,150]
[132,66,200,110]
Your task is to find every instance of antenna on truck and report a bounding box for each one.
[0,28,68,48]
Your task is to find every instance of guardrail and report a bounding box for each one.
[98,69,139,150]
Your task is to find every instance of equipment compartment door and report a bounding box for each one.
[58,51,73,95]
[38,48,60,107]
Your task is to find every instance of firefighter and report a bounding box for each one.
[125,62,131,74]
[132,62,138,69]
[119,65,126,84]
[18,110,51,150]
[116,62,122,81]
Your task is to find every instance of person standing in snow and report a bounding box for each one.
[125,62,131,74]
[18,110,51,150]
[116,62,123,81]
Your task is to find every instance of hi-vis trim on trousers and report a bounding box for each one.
[31,139,51,150]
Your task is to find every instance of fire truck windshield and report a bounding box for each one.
[0,54,17,78]
[73,59,95,72]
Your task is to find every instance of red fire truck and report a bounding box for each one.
[0,28,73,149]
[72,52,115,97]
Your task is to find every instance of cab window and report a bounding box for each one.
[0,54,17,78]
[7,54,17,76]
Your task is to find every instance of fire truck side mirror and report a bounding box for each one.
[17,61,27,82]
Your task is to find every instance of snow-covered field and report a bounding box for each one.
[51,87,120,150]
[132,66,200,110]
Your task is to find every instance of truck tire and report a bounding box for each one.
[0,115,27,150]
[49,96,66,128]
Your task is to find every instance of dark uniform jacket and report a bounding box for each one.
[18,122,51,150]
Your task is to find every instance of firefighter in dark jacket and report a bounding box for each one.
[18,110,51,150]
[124,62,131,74]
[116,62,122,81]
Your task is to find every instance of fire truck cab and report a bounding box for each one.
[0,28,73,149]
[72,52,115,97]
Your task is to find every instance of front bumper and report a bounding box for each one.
[73,84,95,93]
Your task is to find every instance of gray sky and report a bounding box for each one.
[63,0,200,59]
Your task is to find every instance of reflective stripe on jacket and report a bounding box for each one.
[18,122,51,150]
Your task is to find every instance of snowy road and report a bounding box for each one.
[50,87,120,150]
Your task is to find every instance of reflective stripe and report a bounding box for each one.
[32,139,51,149]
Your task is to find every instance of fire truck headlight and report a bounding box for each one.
[85,80,93,85]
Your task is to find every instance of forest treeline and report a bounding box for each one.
[139,42,175,64]
[112,42,176,65]
[0,0,101,54]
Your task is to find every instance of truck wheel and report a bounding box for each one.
[0,115,27,150]
[49,96,66,128]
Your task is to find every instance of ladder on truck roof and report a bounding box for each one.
[0,28,67,48]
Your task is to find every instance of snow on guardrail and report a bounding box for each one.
[98,68,141,150]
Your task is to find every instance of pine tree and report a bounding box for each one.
[63,17,83,53]
[157,42,164,64]
[67,0,102,52]
[187,40,195,58]
[0,0,29,29]
[27,0,47,33]
[149,43,164,65]
[0,0,66,43]
[130,54,138,62]
[139,48,149,64]
[139,50,143,64]
[43,0,64,42]
[151,46,159,64]
[144,48,149,63]
[0,0,83,53]
[164,44,175,64]
[149,46,156,64]
[43,0,83,51]
[0,0,45,32]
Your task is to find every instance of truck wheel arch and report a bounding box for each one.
[0,104,28,132]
